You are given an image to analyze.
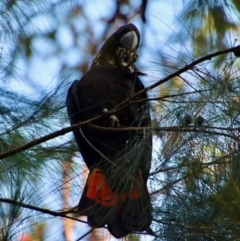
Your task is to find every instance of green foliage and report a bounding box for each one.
[1,0,240,240]
[150,1,240,239]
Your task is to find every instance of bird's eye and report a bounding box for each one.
[121,31,138,49]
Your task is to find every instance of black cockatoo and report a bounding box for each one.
[66,23,153,238]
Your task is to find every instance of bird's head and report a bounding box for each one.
[91,23,140,73]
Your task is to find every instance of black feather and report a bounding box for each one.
[66,23,153,238]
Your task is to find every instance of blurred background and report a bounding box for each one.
[1,0,240,240]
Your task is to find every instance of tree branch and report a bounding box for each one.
[0,46,239,159]
[88,124,239,141]
[0,197,86,223]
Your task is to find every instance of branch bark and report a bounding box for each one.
[0,197,85,223]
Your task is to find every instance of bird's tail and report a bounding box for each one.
[78,168,153,238]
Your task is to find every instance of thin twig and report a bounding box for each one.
[76,229,94,241]
[79,127,116,166]
[150,177,186,196]
[150,152,233,176]
[131,88,212,102]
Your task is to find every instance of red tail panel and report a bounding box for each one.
[86,168,141,207]
[78,168,153,238]
[86,169,118,206]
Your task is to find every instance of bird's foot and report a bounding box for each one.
[109,115,120,127]
[102,108,120,127]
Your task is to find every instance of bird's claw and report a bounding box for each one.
[102,108,120,127]
[109,115,120,127]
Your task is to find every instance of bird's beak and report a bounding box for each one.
[121,31,139,50]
